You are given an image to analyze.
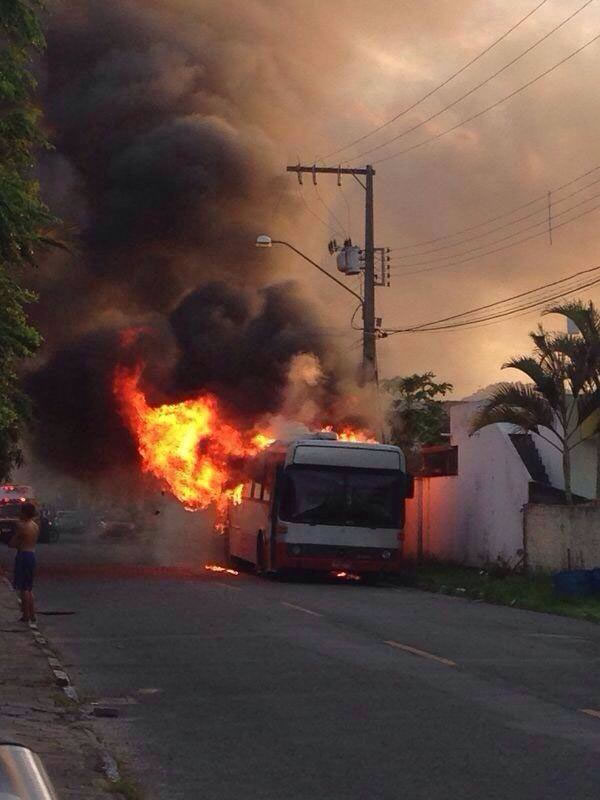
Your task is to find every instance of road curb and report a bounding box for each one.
[0,572,122,787]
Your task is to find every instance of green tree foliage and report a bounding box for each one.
[471,307,600,504]
[383,372,453,452]
[0,1,53,478]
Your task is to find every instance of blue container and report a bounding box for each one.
[590,568,600,595]
[552,569,594,597]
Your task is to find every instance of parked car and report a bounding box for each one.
[55,509,87,535]
[98,514,138,540]
[0,502,20,545]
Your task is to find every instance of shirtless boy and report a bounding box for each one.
[9,502,40,624]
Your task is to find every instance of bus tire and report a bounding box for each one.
[256,534,265,576]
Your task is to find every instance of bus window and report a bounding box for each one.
[252,482,262,500]
[262,486,271,503]
[243,482,252,499]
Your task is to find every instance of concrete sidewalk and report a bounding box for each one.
[0,570,116,799]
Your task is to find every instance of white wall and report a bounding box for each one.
[450,404,530,563]
[403,401,599,566]
[404,403,530,565]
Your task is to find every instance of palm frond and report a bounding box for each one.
[577,386,600,426]
[501,357,559,405]
[544,300,600,344]
[470,381,556,434]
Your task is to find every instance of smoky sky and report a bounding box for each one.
[26,0,349,477]
[27,0,600,480]
[37,0,291,323]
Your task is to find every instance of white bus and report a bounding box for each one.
[225,432,412,578]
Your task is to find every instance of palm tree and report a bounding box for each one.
[471,317,600,504]
[543,300,600,501]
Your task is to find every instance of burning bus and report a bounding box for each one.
[224,432,413,578]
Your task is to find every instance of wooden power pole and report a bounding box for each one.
[286,163,377,383]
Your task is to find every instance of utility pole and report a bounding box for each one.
[363,165,376,383]
[286,163,378,384]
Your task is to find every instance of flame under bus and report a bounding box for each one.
[224,433,412,577]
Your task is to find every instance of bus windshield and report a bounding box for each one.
[280,466,401,528]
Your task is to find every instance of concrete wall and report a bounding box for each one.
[403,403,530,566]
[525,503,600,571]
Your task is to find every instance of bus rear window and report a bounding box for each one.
[280,467,400,528]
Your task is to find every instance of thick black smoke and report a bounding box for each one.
[26,330,141,479]
[170,282,327,420]
[24,1,356,479]
[27,280,339,477]
[34,0,289,326]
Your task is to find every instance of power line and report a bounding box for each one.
[407,265,600,328]
[371,29,600,165]
[372,264,600,333]
[352,0,595,163]
[411,286,600,332]
[391,191,600,277]
[407,275,600,331]
[296,184,345,237]
[392,162,600,250]
[323,0,551,160]
[382,265,600,333]
[391,175,600,258]
[339,184,353,234]
[313,183,349,237]
[391,185,600,267]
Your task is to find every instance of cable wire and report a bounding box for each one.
[391,190,600,278]
[406,276,600,331]
[323,0,551,160]
[371,29,600,165]
[296,184,345,237]
[391,175,600,258]
[314,183,349,238]
[350,0,596,163]
[392,162,600,250]
[382,266,600,333]
[406,264,600,328]
[391,185,600,267]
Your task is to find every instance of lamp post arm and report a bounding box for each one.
[271,240,364,305]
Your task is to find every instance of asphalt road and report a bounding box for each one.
[5,532,600,800]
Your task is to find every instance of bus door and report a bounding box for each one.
[268,464,285,569]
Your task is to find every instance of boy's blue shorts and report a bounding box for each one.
[14,551,36,591]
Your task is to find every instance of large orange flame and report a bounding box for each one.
[114,368,272,510]
[114,367,377,512]
[320,425,377,443]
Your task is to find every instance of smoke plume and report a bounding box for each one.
[27,0,367,482]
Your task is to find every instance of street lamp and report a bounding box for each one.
[255,235,363,305]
